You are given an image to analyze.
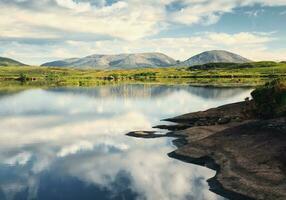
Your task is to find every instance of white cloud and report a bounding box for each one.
[57,141,94,157]
[0,0,286,41]
[170,0,234,25]
[0,0,165,41]
[1,31,282,64]
[4,152,32,165]
[206,32,273,45]
[0,0,285,63]
[55,0,92,12]
[245,9,265,17]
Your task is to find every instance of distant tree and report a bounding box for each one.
[19,73,28,82]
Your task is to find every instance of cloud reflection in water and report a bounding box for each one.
[0,85,252,200]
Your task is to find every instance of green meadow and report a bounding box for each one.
[0,61,285,90]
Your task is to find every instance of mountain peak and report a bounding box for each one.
[181,50,251,66]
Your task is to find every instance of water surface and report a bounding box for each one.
[0,85,252,200]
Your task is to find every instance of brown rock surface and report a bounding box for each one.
[127,100,286,199]
[165,102,286,200]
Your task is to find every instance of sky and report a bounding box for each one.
[0,0,286,65]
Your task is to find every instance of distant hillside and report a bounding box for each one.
[187,61,280,70]
[180,50,251,67]
[41,53,177,69]
[0,57,26,66]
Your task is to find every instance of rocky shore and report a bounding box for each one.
[127,80,286,200]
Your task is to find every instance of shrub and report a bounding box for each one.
[133,72,156,78]
[19,73,28,82]
[188,63,239,70]
[251,79,286,118]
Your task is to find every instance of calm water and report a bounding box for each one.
[0,85,252,200]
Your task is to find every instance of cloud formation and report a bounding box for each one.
[0,86,252,199]
[1,0,286,40]
[1,31,281,63]
[0,0,285,63]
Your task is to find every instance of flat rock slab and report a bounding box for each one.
[169,117,286,199]
[126,131,166,138]
[127,99,286,200]
[153,124,191,131]
[165,101,255,124]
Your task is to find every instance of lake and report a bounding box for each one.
[0,84,252,200]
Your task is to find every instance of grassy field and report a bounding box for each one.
[0,61,285,89]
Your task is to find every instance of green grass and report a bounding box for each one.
[0,61,285,90]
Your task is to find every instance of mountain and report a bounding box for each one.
[0,57,26,66]
[180,50,251,67]
[41,53,177,69]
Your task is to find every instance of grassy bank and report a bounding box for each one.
[0,61,285,89]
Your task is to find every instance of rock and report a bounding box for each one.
[217,117,231,124]
[153,124,191,131]
[154,91,286,199]
[126,131,165,138]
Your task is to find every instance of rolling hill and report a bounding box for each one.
[0,57,26,66]
[41,53,177,69]
[180,50,251,67]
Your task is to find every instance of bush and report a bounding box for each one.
[133,72,156,78]
[188,61,279,71]
[251,79,286,118]
[19,73,28,82]
[46,73,59,81]
[188,63,236,70]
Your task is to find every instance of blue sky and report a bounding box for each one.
[0,0,285,64]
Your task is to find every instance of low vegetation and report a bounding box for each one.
[0,61,285,89]
[251,79,286,118]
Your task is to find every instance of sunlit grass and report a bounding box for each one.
[0,61,285,90]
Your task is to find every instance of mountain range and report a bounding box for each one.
[41,52,177,69]
[0,50,251,69]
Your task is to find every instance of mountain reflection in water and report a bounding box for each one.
[0,85,252,200]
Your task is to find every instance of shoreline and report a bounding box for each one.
[127,100,286,200]
[0,78,264,89]
[127,128,255,200]
[168,150,254,200]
